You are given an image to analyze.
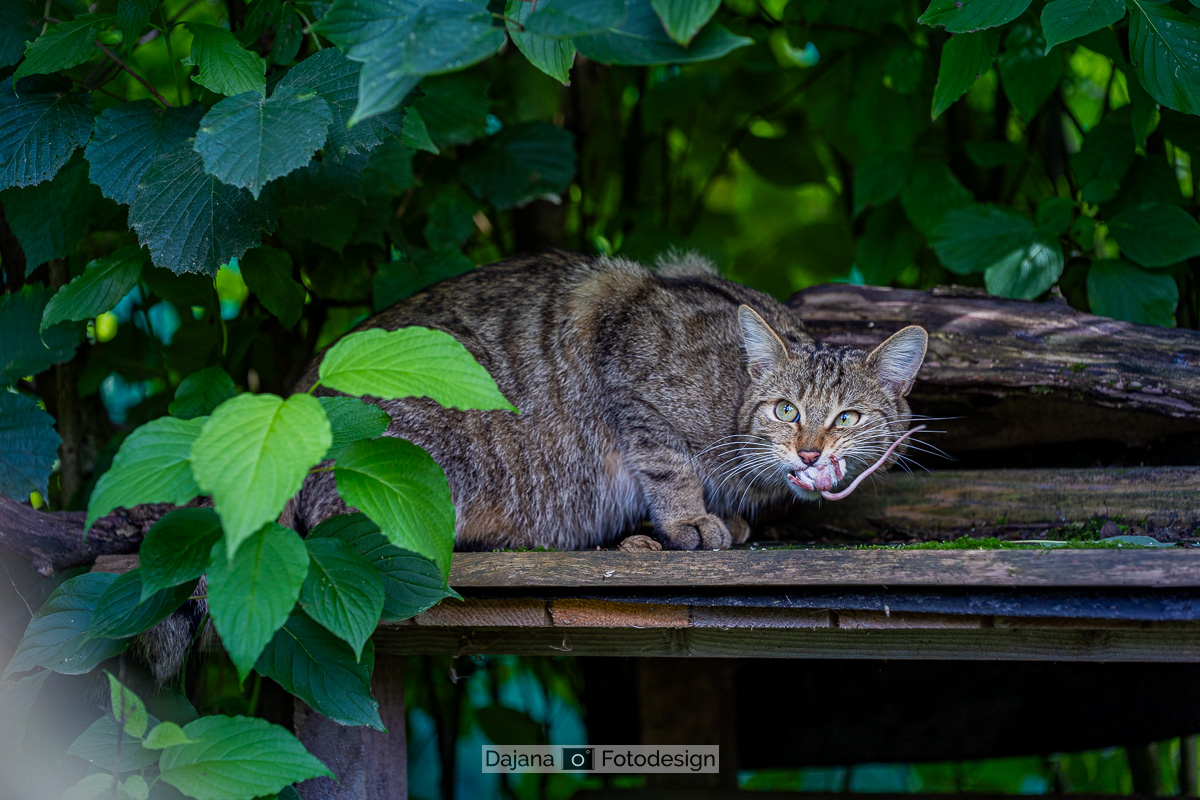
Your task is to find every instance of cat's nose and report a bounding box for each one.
[798,449,821,466]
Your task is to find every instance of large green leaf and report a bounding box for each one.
[67,714,160,773]
[159,715,332,800]
[239,247,306,329]
[0,153,97,272]
[139,507,224,599]
[932,30,999,119]
[899,160,974,235]
[1087,259,1178,325]
[0,2,38,68]
[86,416,205,531]
[1127,0,1200,115]
[319,327,516,411]
[505,0,575,84]
[206,524,310,682]
[996,24,1063,119]
[42,246,144,330]
[191,393,331,556]
[410,73,490,147]
[256,612,383,729]
[650,0,721,46]
[128,140,277,275]
[194,89,333,199]
[5,573,128,678]
[0,76,91,190]
[575,0,750,65]
[521,0,625,37]
[1109,202,1200,267]
[0,283,80,384]
[853,151,914,215]
[373,248,474,310]
[85,101,204,206]
[0,391,61,501]
[334,438,455,579]
[460,122,575,210]
[117,0,159,49]
[170,367,237,420]
[300,538,384,658]
[919,0,1033,32]
[933,204,1064,299]
[182,22,267,97]
[309,513,454,620]
[318,396,391,460]
[1042,0,1127,52]
[14,14,112,81]
[88,570,197,640]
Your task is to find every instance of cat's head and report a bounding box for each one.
[736,305,928,500]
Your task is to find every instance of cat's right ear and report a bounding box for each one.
[738,305,789,379]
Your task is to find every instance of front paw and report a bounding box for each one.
[658,515,732,550]
[725,515,751,545]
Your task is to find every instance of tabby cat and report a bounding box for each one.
[285,251,928,551]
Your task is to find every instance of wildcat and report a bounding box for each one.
[283,250,928,551]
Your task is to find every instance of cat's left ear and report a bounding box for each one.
[866,326,928,396]
[738,305,789,379]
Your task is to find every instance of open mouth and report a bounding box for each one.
[788,425,926,501]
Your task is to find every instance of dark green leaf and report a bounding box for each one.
[856,203,923,285]
[853,151,913,214]
[521,0,626,37]
[373,248,474,309]
[575,0,751,65]
[256,612,383,729]
[318,396,392,460]
[128,140,277,275]
[1042,0,1127,52]
[1071,111,1135,203]
[0,2,38,68]
[997,24,1063,119]
[67,714,160,773]
[900,160,974,235]
[0,391,61,501]
[271,8,304,65]
[1036,197,1075,234]
[279,202,360,253]
[279,154,369,205]
[170,367,237,420]
[89,570,197,640]
[364,140,413,195]
[460,122,575,209]
[139,508,223,599]
[42,246,144,330]
[0,76,91,190]
[401,106,439,152]
[1127,0,1200,115]
[0,151,97,271]
[182,22,267,97]
[932,30,999,119]
[964,140,1026,167]
[1109,202,1200,267]
[240,247,306,328]
[919,0,1033,32]
[300,538,384,657]
[505,0,575,84]
[117,0,159,49]
[933,204,1064,299]
[14,14,112,81]
[85,101,204,206]
[738,135,826,188]
[0,283,81,385]
[651,0,721,46]
[5,573,127,678]
[410,73,490,148]
[207,523,310,682]
[1087,259,1178,325]
[159,716,332,799]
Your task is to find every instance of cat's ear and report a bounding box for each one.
[738,305,789,378]
[866,326,928,396]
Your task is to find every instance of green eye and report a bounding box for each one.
[835,410,861,427]
[774,400,799,423]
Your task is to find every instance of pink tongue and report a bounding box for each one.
[819,425,926,501]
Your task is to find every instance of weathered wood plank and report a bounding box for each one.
[446,549,1200,590]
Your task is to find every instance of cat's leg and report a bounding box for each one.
[724,514,751,545]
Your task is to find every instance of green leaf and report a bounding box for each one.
[0,3,38,69]
[919,0,1033,32]
[207,523,309,682]
[86,416,206,531]
[301,538,384,657]
[272,8,304,65]
[159,715,332,800]
[334,437,455,579]
[67,714,160,773]
[318,396,391,460]
[650,0,721,46]
[932,30,999,119]
[106,672,148,739]
[737,135,826,187]
[143,721,196,750]
[117,0,159,49]
[63,772,143,800]
[0,76,91,190]
[401,106,439,152]
[932,204,1064,299]
[14,14,112,81]
[274,48,405,162]
[505,0,575,84]
[411,72,492,148]
[170,367,237,420]
[460,122,575,210]
[194,89,333,199]
[1042,0,1127,52]
[5,573,128,678]
[900,160,974,235]
[256,611,383,729]
[853,151,914,215]
[319,327,516,411]
[0,151,97,272]
[1036,196,1075,234]
[1071,111,1136,203]
[191,394,330,555]
[964,140,1026,167]
[0,390,62,501]
[1127,0,1200,115]
[0,283,80,384]
[521,0,626,37]
[575,0,751,65]
[308,513,454,620]
[182,22,267,97]
[139,508,224,599]
[240,247,306,329]
[856,202,923,285]
[373,248,474,309]
[1109,202,1200,267]
[88,570,197,640]
[42,246,144,330]
[997,24,1064,119]
[85,101,204,206]
[128,140,277,275]
[1087,259,1178,325]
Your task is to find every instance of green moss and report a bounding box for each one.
[1069,362,1087,373]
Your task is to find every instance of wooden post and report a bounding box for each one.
[296,655,408,800]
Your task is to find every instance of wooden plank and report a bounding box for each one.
[447,549,1200,590]
[372,626,1200,662]
[550,599,690,628]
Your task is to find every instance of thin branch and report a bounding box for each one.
[67,76,125,102]
[94,41,172,106]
